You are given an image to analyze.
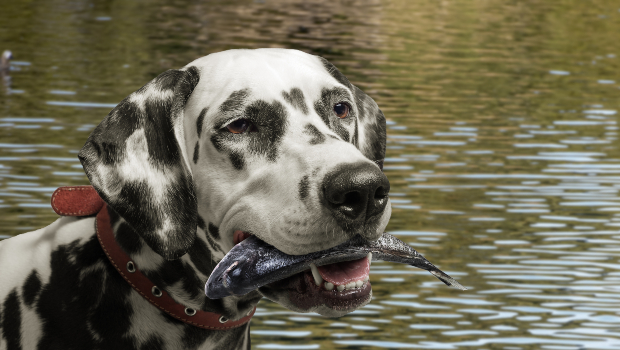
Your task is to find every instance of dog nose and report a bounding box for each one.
[322,162,390,226]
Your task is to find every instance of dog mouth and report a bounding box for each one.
[260,256,373,313]
[311,254,371,291]
[234,230,372,309]
[205,231,465,314]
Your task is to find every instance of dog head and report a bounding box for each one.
[79,48,390,316]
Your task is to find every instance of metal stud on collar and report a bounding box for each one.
[185,307,197,316]
[151,286,162,297]
[126,261,136,273]
[219,316,228,323]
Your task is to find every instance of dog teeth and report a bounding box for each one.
[368,252,372,266]
[325,277,369,291]
[309,263,323,286]
[314,258,372,292]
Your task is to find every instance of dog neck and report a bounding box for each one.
[107,206,262,322]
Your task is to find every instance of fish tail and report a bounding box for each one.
[429,269,467,290]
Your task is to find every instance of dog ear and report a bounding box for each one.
[78,66,201,260]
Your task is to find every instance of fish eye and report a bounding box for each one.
[333,102,350,119]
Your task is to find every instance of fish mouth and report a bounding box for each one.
[205,231,466,305]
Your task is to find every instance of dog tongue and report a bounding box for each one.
[317,256,370,285]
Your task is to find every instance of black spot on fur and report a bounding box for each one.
[197,215,207,231]
[108,206,123,226]
[187,238,218,276]
[244,100,288,162]
[338,126,350,141]
[82,99,141,166]
[313,87,353,141]
[363,109,387,162]
[219,89,250,114]
[352,85,370,123]
[203,222,225,254]
[196,107,207,138]
[315,98,331,129]
[182,324,212,348]
[116,182,159,238]
[303,124,325,145]
[352,117,359,147]
[88,272,135,349]
[154,66,199,94]
[230,151,245,170]
[184,316,253,349]
[210,134,224,152]
[211,99,288,167]
[282,88,308,114]
[34,236,135,349]
[350,85,386,161]
[146,259,205,301]
[115,221,144,255]
[180,66,201,99]
[22,270,42,307]
[113,176,196,260]
[193,141,200,164]
[208,223,220,240]
[140,336,164,350]
[130,68,199,168]
[2,290,22,350]
[180,322,248,349]
[299,175,310,200]
[143,97,180,167]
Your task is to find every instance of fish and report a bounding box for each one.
[205,232,466,299]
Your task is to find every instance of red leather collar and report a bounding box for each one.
[51,186,255,330]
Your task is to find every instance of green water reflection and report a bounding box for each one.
[2,0,620,348]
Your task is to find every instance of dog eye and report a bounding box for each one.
[333,102,350,119]
[224,119,256,134]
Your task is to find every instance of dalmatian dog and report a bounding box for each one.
[0,48,390,350]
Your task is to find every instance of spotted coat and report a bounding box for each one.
[0,49,390,350]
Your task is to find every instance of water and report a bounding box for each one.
[2,0,620,348]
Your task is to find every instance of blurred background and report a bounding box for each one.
[2,0,620,348]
